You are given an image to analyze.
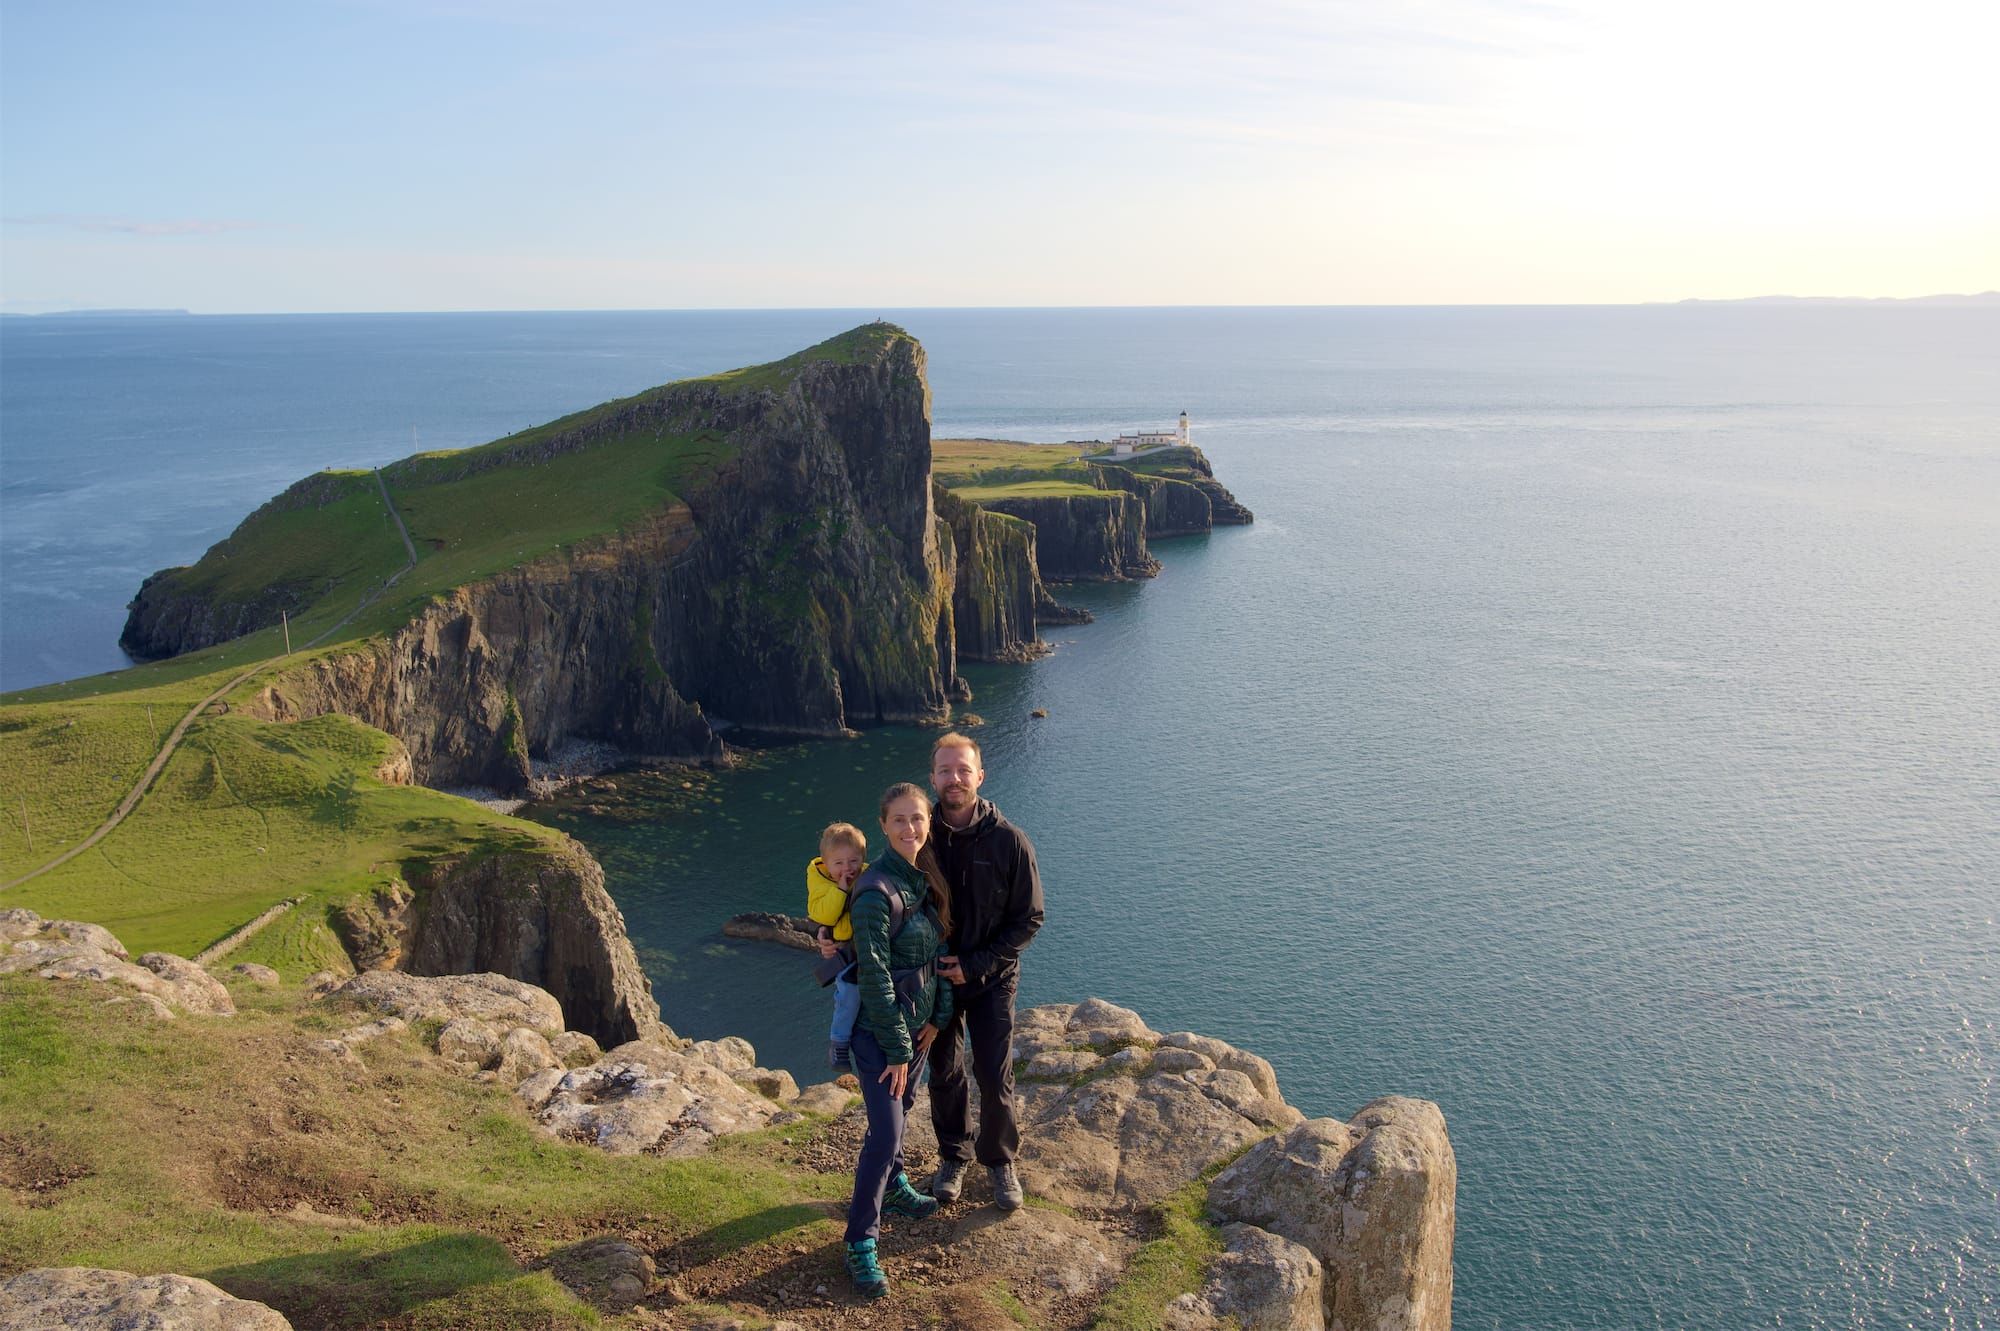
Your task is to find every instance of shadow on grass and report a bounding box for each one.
[653,1200,835,1273]
[204,1230,523,1331]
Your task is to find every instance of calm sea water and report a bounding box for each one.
[4,307,1996,1328]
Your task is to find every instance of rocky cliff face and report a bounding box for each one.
[934,484,1053,662]
[402,840,664,1048]
[1089,463,1215,538]
[199,328,973,793]
[984,491,1161,583]
[250,507,720,794]
[965,444,1253,586]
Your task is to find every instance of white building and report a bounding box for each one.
[1108,412,1190,455]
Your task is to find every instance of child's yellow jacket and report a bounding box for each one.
[805,856,854,941]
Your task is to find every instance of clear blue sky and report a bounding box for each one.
[3,0,1995,312]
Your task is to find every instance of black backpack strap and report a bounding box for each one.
[848,870,909,943]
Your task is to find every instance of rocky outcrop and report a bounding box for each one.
[1001,999,1453,1330]
[1209,1101,1457,1331]
[315,968,1448,1329]
[401,840,664,1047]
[984,491,1160,583]
[0,1268,293,1331]
[0,910,235,1018]
[721,911,820,950]
[934,484,1051,661]
[1089,463,1216,538]
[1009,999,1303,1209]
[1169,1224,1326,1331]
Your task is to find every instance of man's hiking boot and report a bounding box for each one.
[929,1159,968,1204]
[883,1171,939,1219]
[828,1040,851,1071]
[991,1162,1024,1211]
[845,1238,889,1300]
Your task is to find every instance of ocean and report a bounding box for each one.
[4,306,1996,1328]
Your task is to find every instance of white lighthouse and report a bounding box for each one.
[1178,411,1190,447]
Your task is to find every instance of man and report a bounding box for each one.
[924,731,1044,1211]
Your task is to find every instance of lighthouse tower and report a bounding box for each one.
[1178,411,1190,447]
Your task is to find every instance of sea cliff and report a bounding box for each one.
[127,326,982,792]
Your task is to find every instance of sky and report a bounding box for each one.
[1,0,1995,312]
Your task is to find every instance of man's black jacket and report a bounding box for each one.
[928,798,1044,989]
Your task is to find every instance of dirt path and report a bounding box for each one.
[2,480,421,892]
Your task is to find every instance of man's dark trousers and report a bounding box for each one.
[929,972,1019,1165]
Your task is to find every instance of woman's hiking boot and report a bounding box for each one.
[882,1171,939,1219]
[929,1159,968,1204]
[845,1238,889,1300]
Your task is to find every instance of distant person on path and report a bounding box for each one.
[924,732,1045,1211]
[805,821,869,1069]
[842,783,956,1301]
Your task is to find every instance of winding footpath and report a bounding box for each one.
[1,470,420,892]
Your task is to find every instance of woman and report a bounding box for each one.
[842,781,956,1301]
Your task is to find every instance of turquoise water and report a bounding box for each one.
[5,307,1996,1327]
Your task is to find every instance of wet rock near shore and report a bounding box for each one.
[721,911,820,951]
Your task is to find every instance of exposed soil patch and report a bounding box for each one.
[0,1130,92,1205]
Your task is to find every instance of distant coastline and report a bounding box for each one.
[1668,291,2000,306]
[2,308,193,318]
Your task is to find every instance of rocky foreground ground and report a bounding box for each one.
[1,907,1454,1330]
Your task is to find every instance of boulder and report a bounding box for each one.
[1208,1099,1455,1331]
[435,1016,503,1068]
[0,1267,292,1330]
[1067,997,1161,1048]
[1005,1001,1300,1209]
[230,963,282,986]
[731,1066,799,1102]
[0,911,126,956]
[0,916,235,1018]
[495,1027,560,1083]
[521,1051,781,1156]
[790,1082,855,1116]
[545,1236,655,1311]
[136,954,235,1016]
[684,1036,757,1073]
[336,970,564,1034]
[1168,1223,1326,1331]
[549,1031,604,1068]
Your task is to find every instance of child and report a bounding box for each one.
[806,821,869,1069]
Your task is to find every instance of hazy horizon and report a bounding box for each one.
[8,292,1998,319]
[4,2,1994,313]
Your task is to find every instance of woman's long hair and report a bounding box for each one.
[879,781,953,938]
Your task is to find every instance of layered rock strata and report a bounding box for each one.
[983,491,1161,582]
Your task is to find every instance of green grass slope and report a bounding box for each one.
[4,709,554,967]
[932,438,1099,499]
[0,977,846,1329]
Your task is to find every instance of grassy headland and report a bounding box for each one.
[0,327,903,955]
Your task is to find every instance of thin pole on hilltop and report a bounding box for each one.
[282,611,292,655]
